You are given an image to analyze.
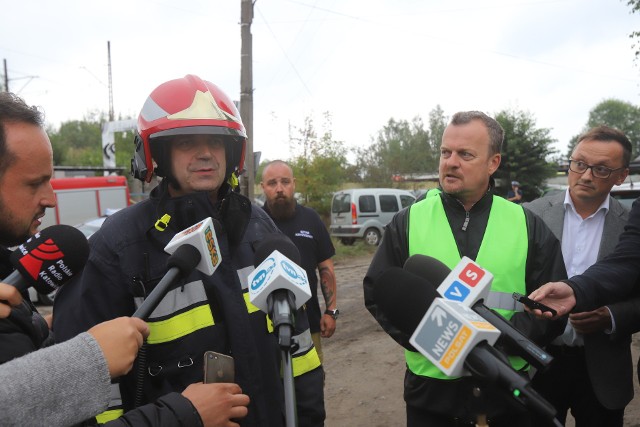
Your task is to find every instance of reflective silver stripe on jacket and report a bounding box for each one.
[237,265,253,291]
[485,290,520,312]
[293,328,314,356]
[147,280,208,319]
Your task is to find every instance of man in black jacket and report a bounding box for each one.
[364,111,566,427]
[529,199,640,318]
[54,75,283,426]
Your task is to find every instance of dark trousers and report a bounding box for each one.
[294,366,325,427]
[406,404,532,427]
[531,345,624,427]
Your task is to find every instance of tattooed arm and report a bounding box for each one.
[318,258,337,338]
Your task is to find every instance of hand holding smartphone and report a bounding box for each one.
[203,351,235,384]
[512,292,557,316]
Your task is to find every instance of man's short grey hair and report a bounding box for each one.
[450,111,504,155]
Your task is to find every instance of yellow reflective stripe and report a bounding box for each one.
[242,292,274,332]
[147,305,214,344]
[243,292,261,314]
[292,347,321,377]
[95,409,124,424]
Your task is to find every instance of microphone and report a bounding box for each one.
[404,254,553,370]
[133,218,222,320]
[248,233,312,348]
[374,267,557,421]
[164,217,221,276]
[6,225,89,295]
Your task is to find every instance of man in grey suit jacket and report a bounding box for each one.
[525,125,635,427]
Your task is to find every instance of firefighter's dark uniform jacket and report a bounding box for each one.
[363,189,567,421]
[0,247,52,364]
[54,182,285,426]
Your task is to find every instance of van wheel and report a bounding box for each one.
[340,238,356,246]
[364,228,381,246]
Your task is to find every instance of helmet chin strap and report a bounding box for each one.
[227,172,239,190]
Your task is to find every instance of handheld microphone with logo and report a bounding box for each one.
[404,254,553,370]
[248,233,312,348]
[374,267,557,422]
[133,217,221,320]
[248,233,312,427]
[5,224,89,295]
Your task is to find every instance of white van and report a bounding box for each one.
[330,188,416,246]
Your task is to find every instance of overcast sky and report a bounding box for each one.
[1,0,638,165]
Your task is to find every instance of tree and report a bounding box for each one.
[495,109,558,201]
[48,116,103,166]
[285,112,350,218]
[357,114,438,186]
[625,1,640,62]
[566,98,640,157]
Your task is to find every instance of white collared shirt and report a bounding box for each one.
[555,189,610,346]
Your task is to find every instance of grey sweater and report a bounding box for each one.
[0,332,110,427]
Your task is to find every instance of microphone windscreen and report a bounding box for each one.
[373,267,441,335]
[403,254,451,285]
[253,233,301,267]
[10,224,90,293]
[167,244,202,273]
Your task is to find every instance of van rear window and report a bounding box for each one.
[332,194,351,213]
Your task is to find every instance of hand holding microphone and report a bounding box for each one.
[88,317,150,377]
[0,283,22,318]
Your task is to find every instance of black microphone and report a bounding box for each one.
[132,244,201,320]
[373,267,558,422]
[403,254,553,370]
[6,225,89,295]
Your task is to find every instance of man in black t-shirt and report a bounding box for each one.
[261,160,337,361]
[261,160,336,426]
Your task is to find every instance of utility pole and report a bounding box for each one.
[3,59,8,92]
[239,0,255,199]
[107,41,114,122]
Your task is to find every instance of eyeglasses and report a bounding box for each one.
[568,159,624,179]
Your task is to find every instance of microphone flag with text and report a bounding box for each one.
[248,233,312,349]
[7,224,89,294]
[374,267,557,421]
[403,254,553,370]
[133,217,221,320]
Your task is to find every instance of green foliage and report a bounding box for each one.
[495,109,558,201]
[356,107,446,186]
[48,119,102,167]
[567,98,640,158]
[626,1,640,61]
[47,111,136,171]
[264,112,351,219]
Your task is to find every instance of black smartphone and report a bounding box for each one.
[512,292,557,316]
[203,351,235,384]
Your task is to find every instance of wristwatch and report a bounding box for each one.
[324,308,340,320]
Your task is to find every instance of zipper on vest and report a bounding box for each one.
[462,211,470,231]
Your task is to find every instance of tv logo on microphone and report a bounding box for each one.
[248,250,312,312]
[437,257,492,307]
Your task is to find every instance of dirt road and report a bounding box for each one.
[323,254,640,427]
